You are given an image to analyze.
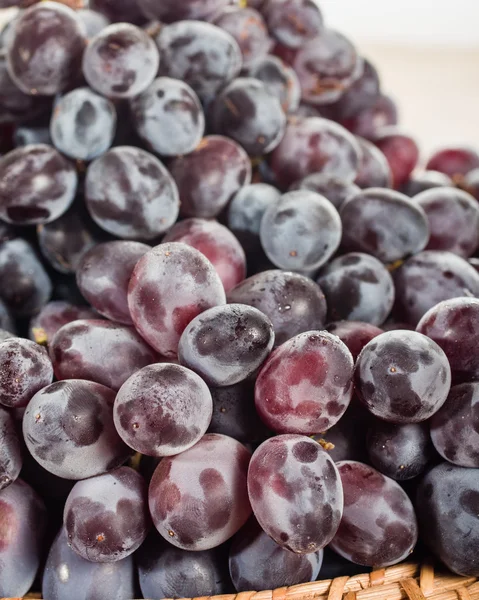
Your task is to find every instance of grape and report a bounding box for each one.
[139,0,237,23]
[270,117,361,189]
[330,461,418,567]
[0,338,53,408]
[163,218,246,292]
[426,147,479,180]
[0,297,14,334]
[317,253,395,326]
[85,146,180,240]
[343,93,399,140]
[0,237,52,317]
[402,170,452,197]
[464,167,479,201]
[82,23,159,99]
[130,77,205,157]
[89,0,146,25]
[43,527,135,600]
[29,301,97,346]
[0,144,77,225]
[23,379,131,479]
[292,29,362,105]
[354,137,393,189]
[416,463,479,576]
[290,173,360,211]
[374,129,420,188]
[228,269,327,346]
[367,421,433,480]
[354,330,451,423]
[77,8,110,38]
[415,187,479,257]
[0,478,46,597]
[264,0,323,48]
[394,250,479,325]
[340,188,429,264]
[155,20,242,103]
[0,406,22,490]
[76,241,150,324]
[260,190,342,271]
[169,136,251,218]
[6,2,86,96]
[230,517,323,592]
[327,321,383,362]
[248,434,343,554]
[64,466,150,562]
[128,242,226,358]
[14,122,51,147]
[255,331,354,434]
[178,304,275,387]
[114,363,213,457]
[50,87,117,161]
[149,433,252,550]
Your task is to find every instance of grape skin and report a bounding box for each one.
[0,406,22,490]
[77,8,110,39]
[402,170,452,197]
[139,0,237,23]
[89,0,145,25]
[374,129,419,189]
[326,321,383,362]
[263,0,324,49]
[426,147,479,179]
[354,136,393,189]
[290,173,360,211]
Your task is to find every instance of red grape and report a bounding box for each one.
[426,146,479,180]
[29,301,97,345]
[0,406,22,490]
[326,321,383,362]
[374,129,419,189]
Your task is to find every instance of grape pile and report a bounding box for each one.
[0,1,478,597]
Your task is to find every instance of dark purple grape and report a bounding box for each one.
[326,321,383,362]
[317,252,395,326]
[463,167,479,201]
[29,301,97,345]
[416,463,479,576]
[6,2,86,95]
[13,122,51,147]
[77,8,110,38]
[255,331,354,434]
[354,330,451,423]
[139,0,237,23]
[155,21,242,103]
[330,461,418,567]
[114,363,213,457]
[178,304,274,386]
[128,242,226,358]
[0,144,77,225]
[169,136,251,218]
[64,466,150,562]
[415,187,479,257]
[23,379,131,479]
[149,433,252,550]
[270,117,361,189]
[248,434,343,553]
[89,0,146,25]
[43,527,135,600]
[426,147,479,180]
[374,129,420,189]
[340,188,429,264]
[130,77,205,157]
[394,250,479,325]
[85,146,180,240]
[0,406,22,490]
[50,87,117,161]
[77,241,150,324]
[263,0,324,48]
[367,421,433,480]
[290,173,360,211]
[342,93,399,140]
[402,170,452,197]
[0,478,46,597]
[163,218,246,292]
[230,517,323,592]
[260,189,342,271]
[82,23,159,99]
[354,136,393,189]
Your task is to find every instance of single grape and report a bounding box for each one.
[139,0,237,23]
[29,301,97,345]
[130,77,205,157]
[330,461,418,567]
[374,129,420,189]
[354,330,451,423]
[354,136,393,188]
[64,466,150,562]
[340,188,429,264]
[402,170,452,197]
[426,147,479,180]
[13,122,51,147]
[290,173,360,211]
[149,433,252,550]
[248,434,343,554]
[163,219,246,292]
[0,144,77,225]
[77,8,110,38]
[342,93,399,140]
[0,406,22,490]
[326,321,383,362]
[128,242,227,358]
[263,0,323,48]
[85,146,180,240]
[228,269,327,346]
[89,0,145,25]
[255,331,354,434]
[394,250,479,325]
[23,379,131,479]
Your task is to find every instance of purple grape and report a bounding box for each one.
[149,433,252,550]
[374,129,420,189]
[77,8,110,38]
[330,461,418,567]
[255,331,354,434]
[139,0,238,23]
[64,466,150,562]
[29,301,97,345]
[342,94,399,140]
[50,319,158,391]
[0,406,22,490]
[0,144,77,225]
[128,242,226,358]
[89,0,146,25]
[464,167,479,201]
[248,434,343,553]
[263,0,324,48]
[23,379,131,479]
[402,170,452,197]
[85,146,180,240]
[319,398,370,463]
[114,363,213,457]
[426,146,479,180]
[130,77,205,157]
[354,330,451,423]
[13,122,51,147]
[290,173,360,210]
[340,188,429,264]
[354,136,393,189]
[169,135,251,218]
[326,321,383,362]
[76,241,150,324]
